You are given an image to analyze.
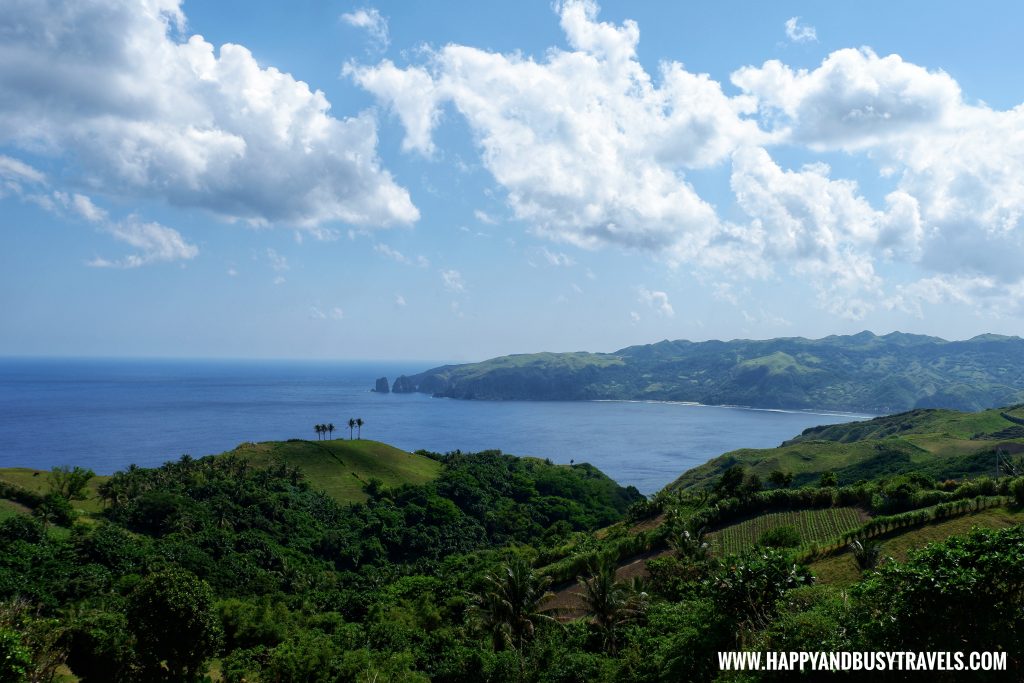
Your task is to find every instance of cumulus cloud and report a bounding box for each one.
[341,8,389,52]
[0,0,417,231]
[784,17,817,44]
[441,269,465,293]
[395,294,407,307]
[349,0,763,256]
[732,48,962,151]
[343,1,1024,320]
[734,47,1024,311]
[638,288,674,317]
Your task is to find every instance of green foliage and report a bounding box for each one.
[126,568,223,681]
[848,539,882,572]
[0,629,30,683]
[472,555,554,653]
[710,548,814,633]
[757,525,801,549]
[1011,477,1024,506]
[818,471,839,488]
[854,525,1024,660]
[48,465,95,501]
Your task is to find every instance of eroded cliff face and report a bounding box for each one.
[373,377,390,393]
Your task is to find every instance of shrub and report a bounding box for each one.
[757,525,801,549]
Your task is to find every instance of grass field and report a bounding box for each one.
[708,507,864,556]
[234,438,442,505]
[0,467,109,514]
[810,506,1024,584]
[0,498,30,521]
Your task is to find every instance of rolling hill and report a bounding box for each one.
[390,331,1024,413]
[668,405,1024,491]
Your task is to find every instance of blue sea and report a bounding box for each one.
[0,358,868,494]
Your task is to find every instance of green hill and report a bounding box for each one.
[392,331,1024,412]
[669,406,1024,491]
[230,438,441,505]
[0,440,439,520]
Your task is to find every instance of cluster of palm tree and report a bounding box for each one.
[312,418,364,440]
[470,555,647,663]
[313,423,335,440]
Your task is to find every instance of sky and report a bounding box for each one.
[3,0,1024,361]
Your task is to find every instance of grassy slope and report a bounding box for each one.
[669,407,1024,491]
[233,438,442,505]
[0,467,109,514]
[810,506,1024,585]
[0,439,440,514]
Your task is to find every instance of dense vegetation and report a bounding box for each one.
[4,407,1024,681]
[395,331,1024,412]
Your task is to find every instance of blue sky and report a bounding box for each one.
[3,1,1024,361]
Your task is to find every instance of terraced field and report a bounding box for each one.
[708,507,865,555]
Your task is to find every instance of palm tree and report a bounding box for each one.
[347,418,355,440]
[314,424,323,440]
[356,418,364,439]
[849,539,883,572]
[327,423,335,440]
[471,555,555,654]
[577,560,633,653]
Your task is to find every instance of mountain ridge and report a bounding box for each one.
[391,331,1024,413]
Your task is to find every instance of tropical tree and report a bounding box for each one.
[356,418,364,439]
[577,560,637,653]
[48,464,95,501]
[126,568,223,682]
[327,423,335,440]
[348,419,356,440]
[471,555,555,654]
[849,539,883,572]
[314,424,322,440]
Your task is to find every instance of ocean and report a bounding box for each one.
[0,358,867,494]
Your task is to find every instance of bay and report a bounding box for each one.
[0,358,867,494]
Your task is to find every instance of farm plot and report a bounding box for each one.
[709,507,864,556]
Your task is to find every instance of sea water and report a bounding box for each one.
[0,358,866,494]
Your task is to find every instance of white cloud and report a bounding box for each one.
[732,48,962,151]
[784,17,817,44]
[638,287,674,317]
[540,247,575,267]
[265,248,289,272]
[309,306,327,320]
[474,209,498,225]
[374,242,411,264]
[441,269,465,293]
[349,0,763,255]
[733,47,1024,311]
[394,294,407,307]
[571,283,584,294]
[0,0,417,231]
[629,311,640,323]
[0,155,45,196]
[87,215,198,268]
[331,307,345,320]
[227,268,238,277]
[273,276,286,286]
[341,7,389,53]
